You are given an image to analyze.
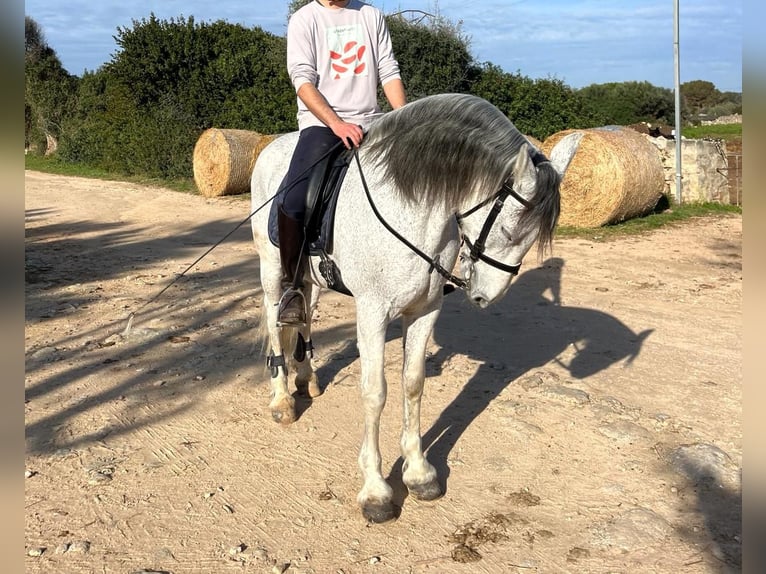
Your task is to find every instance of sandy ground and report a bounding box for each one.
[25,170,742,573]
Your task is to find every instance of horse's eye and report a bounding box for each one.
[501,226,516,244]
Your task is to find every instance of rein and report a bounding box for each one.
[122,141,344,337]
[353,151,467,288]
[353,150,534,291]
[122,194,274,336]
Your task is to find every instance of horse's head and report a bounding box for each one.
[458,132,583,307]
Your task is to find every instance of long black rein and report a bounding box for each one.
[353,149,538,290]
[353,150,468,289]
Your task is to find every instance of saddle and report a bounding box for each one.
[268,145,354,296]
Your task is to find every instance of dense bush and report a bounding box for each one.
[470,63,605,140]
[387,13,474,99]
[25,11,742,182]
[56,15,296,176]
[575,81,677,125]
[25,16,78,153]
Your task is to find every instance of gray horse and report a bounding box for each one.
[250,93,582,522]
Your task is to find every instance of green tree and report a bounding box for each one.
[59,15,297,176]
[681,80,720,114]
[680,81,742,121]
[577,81,676,125]
[106,15,294,131]
[25,16,78,153]
[386,12,474,99]
[470,64,603,139]
[25,16,45,58]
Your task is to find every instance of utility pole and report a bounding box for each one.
[674,0,683,204]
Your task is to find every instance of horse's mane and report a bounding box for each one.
[362,93,561,254]
[363,93,528,207]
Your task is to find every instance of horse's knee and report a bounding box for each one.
[402,374,425,400]
[360,385,387,414]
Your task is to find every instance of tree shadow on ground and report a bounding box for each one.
[24,210,358,456]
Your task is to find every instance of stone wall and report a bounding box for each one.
[701,113,742,125]
[645,136,730,204]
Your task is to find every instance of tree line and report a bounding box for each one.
[25,13,741,181]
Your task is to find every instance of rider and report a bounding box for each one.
[277,0,407,326]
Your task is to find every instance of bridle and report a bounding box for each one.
[455,179,534,282]
[353,150,537,291]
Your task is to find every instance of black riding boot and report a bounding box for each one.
[277,208,308,326]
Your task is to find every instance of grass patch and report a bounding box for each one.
[682,123,742,141]
[24,154,198,195]
[556,200,741,241]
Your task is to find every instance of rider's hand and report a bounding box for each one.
[331,121,364,149]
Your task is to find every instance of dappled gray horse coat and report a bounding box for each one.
[250,93,582,522]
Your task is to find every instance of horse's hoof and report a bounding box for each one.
[271,407,296,425]
[361,501,397,524]
[269,396,296,425]
[295,375,322,398]
[269,393,296,425]
[408,479,443,501]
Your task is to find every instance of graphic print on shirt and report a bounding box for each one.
[326,24,368,79]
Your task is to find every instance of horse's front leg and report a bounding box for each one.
[400,306,442,501]
[294,283,321,398]
[355,307,395,523]
[259,251,296,425]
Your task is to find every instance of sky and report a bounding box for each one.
[24,0,743,93]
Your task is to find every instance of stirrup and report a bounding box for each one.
[277,287,307,327]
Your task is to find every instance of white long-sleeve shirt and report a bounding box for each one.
[287,0,402,131]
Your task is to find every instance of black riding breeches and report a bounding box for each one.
[280,126,343,220]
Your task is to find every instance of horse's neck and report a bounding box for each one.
[339,160,457,256]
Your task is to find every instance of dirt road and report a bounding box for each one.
[25,171,742,573]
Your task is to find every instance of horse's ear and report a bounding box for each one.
[548,131,584,177]
[513,143,533,178]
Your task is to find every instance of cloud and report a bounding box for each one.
[24,0,741,91]
[433,0,741,90]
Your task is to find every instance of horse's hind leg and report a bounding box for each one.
[400,307,442,501]
[355,306,396,523]
[294,284,321,398]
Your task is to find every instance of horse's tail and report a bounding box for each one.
[255,299,271,358]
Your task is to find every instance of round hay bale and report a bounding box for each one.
[541,127,665,228]
[524,134,544,149]
[193,129,279,197]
